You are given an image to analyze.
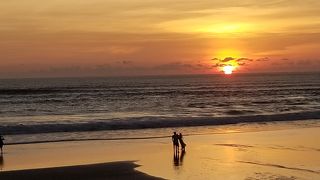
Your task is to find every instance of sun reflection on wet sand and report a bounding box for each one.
[2,126,320,179]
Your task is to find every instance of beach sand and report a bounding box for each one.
[0,124,319,179]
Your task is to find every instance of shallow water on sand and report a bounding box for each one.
[1,126,319,180]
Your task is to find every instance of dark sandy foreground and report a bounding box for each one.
[0,161,164,180]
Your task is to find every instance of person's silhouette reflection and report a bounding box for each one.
[0,154,4,171]
[179,150,185,165]
[173,149,186,167]
[173,150,179,166]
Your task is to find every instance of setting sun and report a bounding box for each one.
[223,65,234,74]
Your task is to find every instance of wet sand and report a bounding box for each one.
[0,124,319,179]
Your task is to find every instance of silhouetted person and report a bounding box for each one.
[178,133,186,151]
[0,135,4,154]
[172,132,179,154]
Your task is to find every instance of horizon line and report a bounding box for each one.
[0,71,319,80]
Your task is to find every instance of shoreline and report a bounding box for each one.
[3,118,320,146]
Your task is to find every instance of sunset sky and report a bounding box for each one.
[1,0,320,78]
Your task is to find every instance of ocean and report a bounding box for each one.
[0,73,319,144]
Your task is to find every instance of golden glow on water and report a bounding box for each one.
[223,130,241,133]
[2,127,320,179]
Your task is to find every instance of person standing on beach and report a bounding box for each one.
[172,132,179,153]
[0,135,4,154]
[178,133,186,151]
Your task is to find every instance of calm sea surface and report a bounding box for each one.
[0,73,319,144]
